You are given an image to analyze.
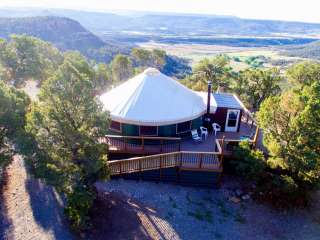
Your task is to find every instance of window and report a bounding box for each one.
[227,110,239,127]
[225,109,240,132]
[176,121,192,134]
[139,126,158,136]
[110,120,121,133]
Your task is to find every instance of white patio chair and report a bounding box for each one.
[200,126,208,140]
[212,123,221,136]
[191,129,202,142]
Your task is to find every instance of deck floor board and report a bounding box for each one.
[106,121,258,155]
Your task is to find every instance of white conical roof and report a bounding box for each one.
[100,68,215,126]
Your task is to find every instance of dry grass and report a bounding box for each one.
[139,41,306,70]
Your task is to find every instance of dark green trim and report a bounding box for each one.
[110,116,203,137]
[121,123,139,136]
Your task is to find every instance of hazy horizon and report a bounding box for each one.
[1,0,320,24]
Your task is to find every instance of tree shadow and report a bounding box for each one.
[88,191,153,240]
[89,189,185,240]
[25,175,74,240]
[9,131,74,239]
[0,171,13,240]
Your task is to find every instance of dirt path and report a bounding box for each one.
[0,155,73,240]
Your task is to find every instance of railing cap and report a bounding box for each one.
[105,134,181,141]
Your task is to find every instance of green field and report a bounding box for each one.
[139,42,306,70]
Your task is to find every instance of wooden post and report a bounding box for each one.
[119,162,122,175]
[178,153,182,183]
[160,139,163,153]
[220,136,225,163]
[217,136,225,187]
[174,152,177,166]
[159,156,163,181]
[217,171,223,188]
[253,127,259,149]
[142,137,145,151]
[139,158,142,180]
[199,153,203,169]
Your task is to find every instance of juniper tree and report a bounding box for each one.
[26,53,110,229]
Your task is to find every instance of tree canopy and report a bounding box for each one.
[26,53,110,229]
[257,74,320,187]
[235,68,282,110]
[286,61,320,87]
[111,54,134,82]
[131,48,167,71]
[182,55,231,91]
[181,55,282,111]
[0,81,30,179]
[0,35,63,86]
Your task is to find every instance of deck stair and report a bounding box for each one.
[105,135,258,186]
[107,138,225,185]
[108,151,222,175]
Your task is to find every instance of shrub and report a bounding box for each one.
[64,186,95,231]
[232,141,310,207]
[233,56,241,62]
[257,174,309,207]
[0,140,12,182]
[232,141,266,181]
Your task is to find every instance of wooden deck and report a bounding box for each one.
[104,111,260,185]
[106,124,259,186]
[102,120,258,155]
[108,139,224,176]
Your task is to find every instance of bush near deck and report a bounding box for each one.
[232,63,320,207]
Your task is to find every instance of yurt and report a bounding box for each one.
[100,68,216,137]
[100,68,245,137]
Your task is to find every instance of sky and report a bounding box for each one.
[1,0,320,23]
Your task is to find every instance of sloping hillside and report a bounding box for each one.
[0,16,105,52]
[284,41,320,60]
[0,16,132,62]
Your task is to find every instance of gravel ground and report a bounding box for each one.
[1,155,319,240]
[96,179,320,240]
[0,155,73,240]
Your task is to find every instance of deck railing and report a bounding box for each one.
[108,138,223,175]
[105,129,260,177]
[101,135,181,154]
[108,151,222,175]
[221,126,260,153]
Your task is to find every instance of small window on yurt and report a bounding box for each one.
[176,121,192,134]
[110,120,121,133]
[140,126,158,136]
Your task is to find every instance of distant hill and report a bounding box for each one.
[0,15,189,78]
[1,8,320,38]
[0,16,132,62]
[283,41,320,60]
[79,13,320,37]
[0,16,105,52]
